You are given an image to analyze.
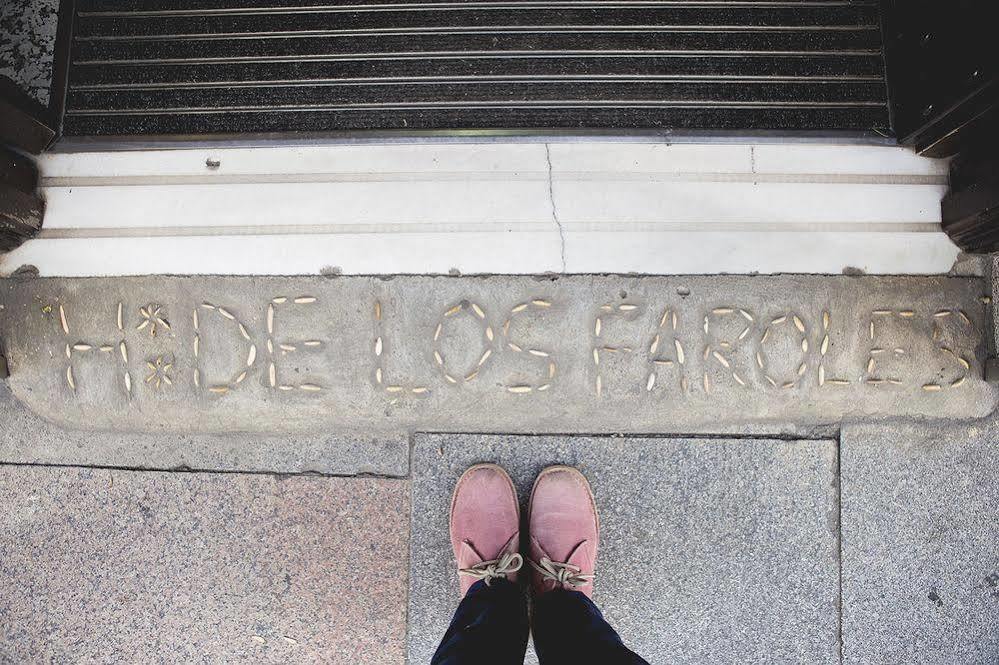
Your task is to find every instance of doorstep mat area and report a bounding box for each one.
[62,0,889,138]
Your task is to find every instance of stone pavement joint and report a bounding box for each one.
[0,457,407,481]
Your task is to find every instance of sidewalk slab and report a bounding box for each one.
[0,467,409,663]
[0,275,992,439]
[409,434,839,664]
[841,419,999,664]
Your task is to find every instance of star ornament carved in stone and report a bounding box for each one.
[144,355,174,390]
[137,304,171,337]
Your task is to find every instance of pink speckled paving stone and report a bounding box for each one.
[0,467,408,664]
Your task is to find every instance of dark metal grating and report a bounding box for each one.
[62,0,891,139]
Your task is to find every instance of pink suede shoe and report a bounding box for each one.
[527,465,600,598]
[449,463,523,596]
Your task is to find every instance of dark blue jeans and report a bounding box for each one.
[431,579,649,665]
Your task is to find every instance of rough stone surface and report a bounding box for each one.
[0,466,410,663]
[990,254,999,356]
[0,275,992,436]
[0,0,59,107]
[841,418,999,664]
[0,383,409,476]
[409,434,839,664]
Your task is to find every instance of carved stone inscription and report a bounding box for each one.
[0,275,992,433]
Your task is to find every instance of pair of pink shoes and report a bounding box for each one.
[449,464,599,598]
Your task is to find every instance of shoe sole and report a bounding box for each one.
[527,464,600,543]
[449,463,520,550]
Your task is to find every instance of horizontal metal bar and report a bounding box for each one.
[77,25,879,42]
[40,171,946,187]
[68,79,885,105]
[78,0,880,19]
[67,99,889,116]
[73,50,881,67]
[62,107,892,136]
[49,129,897,152]
[36,220,942,239]
[67,53,885,89]
[72,28,880,62]
[70,73,885,92]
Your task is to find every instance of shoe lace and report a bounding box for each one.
[529,557,594,589]
[458,552,523,586]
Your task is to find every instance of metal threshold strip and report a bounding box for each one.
[76,1,886,18]
[69,100,886,118]
[78,26,880,41]
[72,50,883,65]
[72,74,885,92]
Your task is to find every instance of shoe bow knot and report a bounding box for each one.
[457,551,523,586]
[529,557,594,589]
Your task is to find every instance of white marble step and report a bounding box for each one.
[1,143,955,276]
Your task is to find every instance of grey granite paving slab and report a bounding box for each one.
[0,466,410,663]
[0,382,409,476]
[409,433,839,664]
[841,418,999,664]
[0,275,992,437]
